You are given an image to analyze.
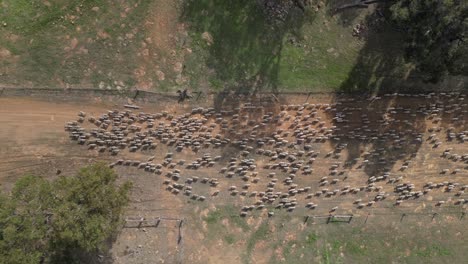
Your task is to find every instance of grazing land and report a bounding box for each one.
[0,0,467,263]
[1,0,441,93]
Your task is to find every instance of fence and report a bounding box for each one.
[302,210,466,225]
[123,216,185,264]
[1,86,467,102]
[0,87,180,104]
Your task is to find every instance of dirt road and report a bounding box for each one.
[1,94,467,264]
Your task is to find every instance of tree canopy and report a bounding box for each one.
[266,0,467,82]
[389,0,468,82]
[0,163,131,264]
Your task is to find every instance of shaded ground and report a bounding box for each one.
[182,0,366,93]
[332,2,468,93]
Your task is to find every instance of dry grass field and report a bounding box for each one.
[0,92,466,263]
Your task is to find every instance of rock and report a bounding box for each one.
[174,62,183,73]
[201,32,214,46]
[175,74,186,85]
[0,48,11,58]
[70,38,78,50]
[156,70,165,81]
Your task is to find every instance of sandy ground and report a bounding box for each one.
[0,98,111,187]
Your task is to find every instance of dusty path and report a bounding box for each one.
[1,94,467,264]
[0,98,110,187]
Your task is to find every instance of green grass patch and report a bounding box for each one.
[320,240,344,264]
[203,205,249,230]
[414,245,452,258]
[230,215,250,232]
[345,241,367,256]
[202,205,250,244]
[182,0,312,92]
[224,234,236,245]
[0,0,154,88]
[182,1,421,93]
[243,221,270,264]
[0,0,110,34]
[305,232,318,245]
[283,240,298,258]
[204,209,222,224]
[182,1,370,92]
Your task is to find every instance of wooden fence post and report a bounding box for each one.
[400,213,406,223]
[364,213,370,224]
[327,214,333,224]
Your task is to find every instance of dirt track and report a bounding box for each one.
[1,94,467,264]
[0,98,107,187]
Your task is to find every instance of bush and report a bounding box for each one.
[0,163,131,264]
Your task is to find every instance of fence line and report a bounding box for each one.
[1,87,467,100]
[121,210,465,230]
[123,216,185,264]
[302,210,466,225]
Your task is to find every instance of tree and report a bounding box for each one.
[260,0,317,23]
[390,0,467,82]
[0,163,131,264]
[332,0,467,82]
[50,163,131,261]
[0,176,52,264]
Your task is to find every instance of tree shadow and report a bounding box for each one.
[336,4,467,94]
[326,0,365,26]
[327,94,427,177]
[336,6,414,94]
[216,92,287,138]
[181,0,315,96]
[182,1,318,145]
[326,4,467,178]
[325,5,425,177]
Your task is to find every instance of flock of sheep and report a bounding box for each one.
[65,92,467,216]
